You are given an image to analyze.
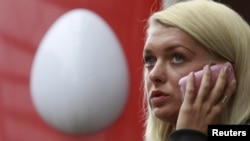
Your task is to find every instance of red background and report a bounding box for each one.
[0,0,161,141]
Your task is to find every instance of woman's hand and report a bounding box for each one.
[176,64,237,135]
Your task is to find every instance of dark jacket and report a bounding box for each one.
[169,120,250,141]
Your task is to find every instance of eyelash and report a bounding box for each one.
[143,53,186,67]
[172,53,185,64]
[143,56,156,67]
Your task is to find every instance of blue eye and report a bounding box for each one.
[172,53,184,64]
[144,56,156,67]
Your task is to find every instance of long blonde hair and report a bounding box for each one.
[143,0,250,141]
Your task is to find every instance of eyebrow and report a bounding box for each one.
[143,45,195,55]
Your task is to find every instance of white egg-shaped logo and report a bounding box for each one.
[30,9,129,134]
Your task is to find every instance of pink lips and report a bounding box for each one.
[150,90,169,106]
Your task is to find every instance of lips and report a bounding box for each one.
[150,90,168,98]
[150,90,169,106]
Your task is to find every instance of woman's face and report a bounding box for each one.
[143,24,210,124]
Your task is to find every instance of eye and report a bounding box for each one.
[172,53,185,64]
[143,56,156,67]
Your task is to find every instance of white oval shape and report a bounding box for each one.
[30,9,129,134]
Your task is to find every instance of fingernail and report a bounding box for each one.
[189,72,194,79]
[223,65,230,74]
[204,65,209,71]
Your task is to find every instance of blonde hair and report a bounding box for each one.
[144,0,250,141]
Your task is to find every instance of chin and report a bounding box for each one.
[152,107,178,124]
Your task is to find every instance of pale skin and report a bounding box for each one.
[143,24,236,135]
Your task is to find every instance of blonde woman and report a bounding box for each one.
[142,0,250,141]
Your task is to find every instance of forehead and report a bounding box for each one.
[144,24,207,54]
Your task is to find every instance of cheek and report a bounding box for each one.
[143,72,151,97]
[143,70,149,84]
[167,67,184,83]
[171,65,192,77]
[144,79,150,94]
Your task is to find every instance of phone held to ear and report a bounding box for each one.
[178,62,235,101]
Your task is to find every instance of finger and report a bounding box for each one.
[206,79,234,122]
[196,65,212,102]
[183,72,196,105]
[220,79,237,105]
[209,65,231,104]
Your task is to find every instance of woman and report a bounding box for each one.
[142,0,250,141]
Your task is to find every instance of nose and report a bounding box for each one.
[148,61,167,85]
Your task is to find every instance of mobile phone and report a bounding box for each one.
[178,62,235,101]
